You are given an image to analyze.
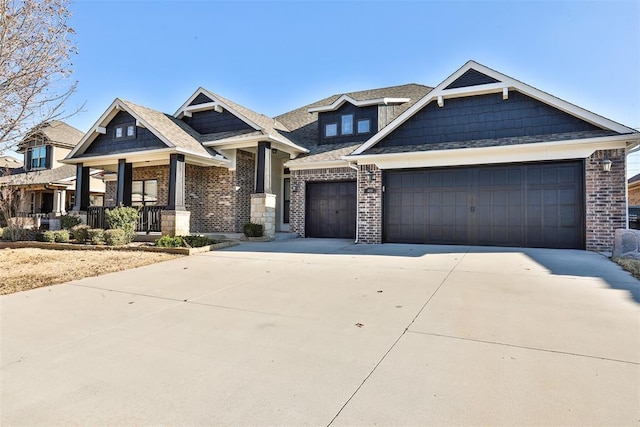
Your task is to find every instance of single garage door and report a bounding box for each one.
[306,181,356,238]
[384,161,584,249]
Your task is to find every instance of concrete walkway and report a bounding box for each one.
[1,239,639,426]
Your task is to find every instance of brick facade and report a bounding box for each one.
[104,149,255,234]
[358,164,382,243]
[290,167,357,237]
[585,148,626,252]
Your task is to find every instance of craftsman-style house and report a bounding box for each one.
[62,61,639,251]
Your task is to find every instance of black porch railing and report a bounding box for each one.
[87,206,165,233]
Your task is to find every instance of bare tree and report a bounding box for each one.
[0,0,79,154]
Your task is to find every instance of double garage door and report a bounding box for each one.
[384,161,585,249]
[304,161,584,249]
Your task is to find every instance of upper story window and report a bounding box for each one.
[357,118,371,134]
[30,146,47,169]
[115,123,136,140]
[341,114,353,135]
[325,123,338,138]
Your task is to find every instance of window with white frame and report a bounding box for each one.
[325,123,338,137]
[115,123,136,140]
[341,114,353,135]
[30,146,47,169]
[132,180,158,206]
[357,118,371,134]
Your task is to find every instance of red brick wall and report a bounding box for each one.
[358,164,382,243]
[290,167,357,237]
[585,149,626,252]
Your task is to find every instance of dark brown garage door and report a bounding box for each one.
[306,181,356,238]
[384,162,584,249]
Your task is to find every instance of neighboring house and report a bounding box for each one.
[62,61,639,252]
[0,156,24,174]
[628,173,640,206]
[0,121,105,219]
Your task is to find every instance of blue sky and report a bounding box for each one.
[17,1,640,173]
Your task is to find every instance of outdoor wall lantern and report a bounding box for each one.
[602,159,612,172]
[291,183,299,192]
[366,170,375,183]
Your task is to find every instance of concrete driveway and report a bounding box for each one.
[1,239,639,426]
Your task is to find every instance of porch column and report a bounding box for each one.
[162,153,190,236]
[255,141,271,193]
[167,153,185,210]
[73,163,90,211]
[116,159,133,206]
[52,189,67,215]
[251,141,275,238]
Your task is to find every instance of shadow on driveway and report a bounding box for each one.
[223,238,640,304]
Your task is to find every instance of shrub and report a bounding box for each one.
[71,224,90,243]
[54,230,70,243]
[41,230,56,242]
[104,229,128,246]
[87,228,104,245]
[60,215,82,230]
[2,225,28,241]
[182,235,214,248]
[243,222,264,238]
[105,205,138,243]
[155,235,184,247]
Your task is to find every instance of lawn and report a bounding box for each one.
[0,248,181,295]
[614,258,640,280]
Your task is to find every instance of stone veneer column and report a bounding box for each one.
[161,210,191,236]
[251,193,276,238]
[357,164,383,243]
[585,148,626,252]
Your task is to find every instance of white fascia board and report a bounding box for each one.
[268,133,310,154]
[307,95,411,113]
[352,61,637,155]
[345,134,635,170]
[203,132,309,156]
[284,159,349,170]
[66,99,177,160]
[174,87,262,131]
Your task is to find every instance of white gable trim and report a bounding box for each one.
[284,160,349,170]
[174,87,261,131]
[307,95,411,113]
[66,99,175,159]
[352,60,636,155]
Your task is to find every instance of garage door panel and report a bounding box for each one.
[384,162,584,249]
[306,181,356,239]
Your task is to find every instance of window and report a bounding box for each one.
[341,114,353,135]
[30,146,46,169]
[325,123,338,137]
[357,118,371,134]
[115,123,136,140]
[132,180,158,207]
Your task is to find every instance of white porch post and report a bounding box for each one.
[53,189,67,216]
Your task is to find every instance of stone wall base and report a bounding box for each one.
[162,210,191,236]
[250,193,276,238]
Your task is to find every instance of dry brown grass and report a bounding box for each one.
[614,258,640,280]
[0,248,181,295]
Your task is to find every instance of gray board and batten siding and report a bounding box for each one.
[182,94,255,135]
[383,161,585,249]
[318,103,377,145]
[375,91,603,149]
[82,111,165,156]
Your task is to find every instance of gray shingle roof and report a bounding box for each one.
[0,156,23,170]
[280,84,433,165]
[17,121,84,152]
[629,173,640,184]
[120,100,219,158]
[0,164,76,185]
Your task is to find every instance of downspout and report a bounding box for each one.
[348,162,359,243]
